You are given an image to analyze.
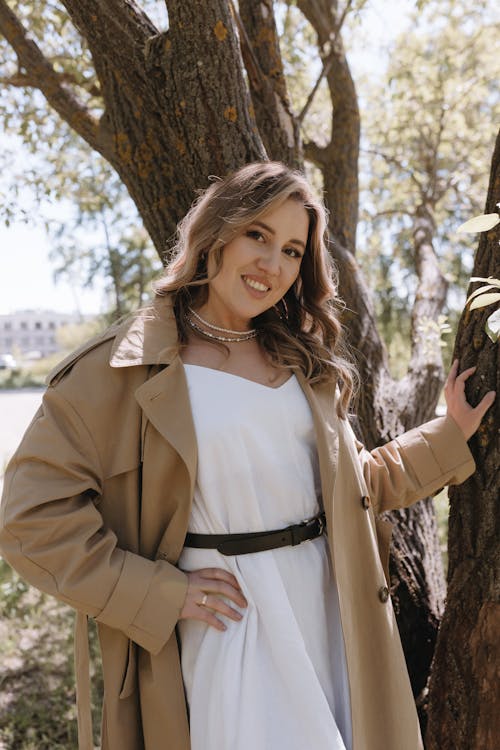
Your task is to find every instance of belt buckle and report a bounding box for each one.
[302,513,324,537]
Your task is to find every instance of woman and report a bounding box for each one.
[0,162,494,750]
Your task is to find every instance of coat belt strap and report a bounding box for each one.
[74,611,93,750]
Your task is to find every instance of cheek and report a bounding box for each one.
[288,264,302,287]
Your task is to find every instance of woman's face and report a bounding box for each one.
[203,198,309,329]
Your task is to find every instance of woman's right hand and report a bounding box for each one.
[179,567,248,631]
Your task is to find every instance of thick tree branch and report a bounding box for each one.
[297,0,355,124]
[303,138,327,167]
[0,0,101,151]
[1,68,101,97]
[59,0,159,106]
[236,0,301,166]
[297,0,360,254]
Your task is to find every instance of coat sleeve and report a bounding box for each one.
[0,385,188,656]
[348,414,476,513]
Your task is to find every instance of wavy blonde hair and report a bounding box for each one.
[155,161,358,418]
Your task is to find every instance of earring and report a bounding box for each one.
[274,297,289,322]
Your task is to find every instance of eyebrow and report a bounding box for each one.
[252,220,306,250]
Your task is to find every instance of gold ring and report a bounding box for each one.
[201,594,208,607]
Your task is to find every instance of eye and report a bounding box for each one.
[246,229,265,242]
[283,247,303,259]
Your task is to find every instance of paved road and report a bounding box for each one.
[0,388,44,492]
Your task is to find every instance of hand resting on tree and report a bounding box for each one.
[444,358,496,441]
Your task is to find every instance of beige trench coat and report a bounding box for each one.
[0,296,475,750]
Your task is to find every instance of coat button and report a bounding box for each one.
[361,495,371,509]
[378,585,390,603]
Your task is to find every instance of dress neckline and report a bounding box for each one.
[183,363,295,391]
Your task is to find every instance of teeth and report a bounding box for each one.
[244,276,269,292]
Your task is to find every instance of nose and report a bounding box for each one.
[256,246,281,276]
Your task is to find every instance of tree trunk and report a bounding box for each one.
[426,127,500,750]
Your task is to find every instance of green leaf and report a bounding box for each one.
[469,292,500,311]
[485,309,500,343]
[457,213,500,233]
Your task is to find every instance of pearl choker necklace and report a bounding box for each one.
[187,317,258,342]
[188,307,257,341]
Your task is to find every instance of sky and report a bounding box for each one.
[0,1,415,316]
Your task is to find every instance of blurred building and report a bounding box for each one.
[0,310,82,359]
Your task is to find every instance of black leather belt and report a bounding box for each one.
[183,511,326,556]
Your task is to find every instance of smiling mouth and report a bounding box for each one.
[242,275,270,292]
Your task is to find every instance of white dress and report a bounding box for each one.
[178,365,352,750]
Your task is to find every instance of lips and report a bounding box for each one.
[242,275,271,293]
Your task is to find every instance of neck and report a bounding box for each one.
[195,304,253,333]
[187,306,257,342]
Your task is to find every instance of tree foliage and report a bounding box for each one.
[357,0,500,373]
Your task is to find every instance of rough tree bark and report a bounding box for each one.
[0,0,473,736]
[426,127,500,750]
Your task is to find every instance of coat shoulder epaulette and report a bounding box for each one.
[46,325,121,387]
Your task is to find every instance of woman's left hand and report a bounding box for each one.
[444,359,496,441]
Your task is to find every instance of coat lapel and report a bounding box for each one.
[109,296,198,498]
[295,371,340,530]
[134,357,197,499]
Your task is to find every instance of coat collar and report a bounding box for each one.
[109,295,179,368]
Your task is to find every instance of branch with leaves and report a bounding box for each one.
[458,208,500,343]
[0,0,101,152]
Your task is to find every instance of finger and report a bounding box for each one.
[198,568,242,590]
[449,366,477,394]
[444,359,460,390]
[200,594,244,622]
[188,572,247,608]
[200,610,227,631]
[457,366,477,381]
[207,580,248,608]
[475,390,496,416]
